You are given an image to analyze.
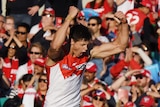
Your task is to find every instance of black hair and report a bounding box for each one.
[69,24,92,42]
[88,16,102,25]
[17,22,30,33]
[21,74,33,83]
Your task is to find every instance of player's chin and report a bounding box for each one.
[77,52,83,57]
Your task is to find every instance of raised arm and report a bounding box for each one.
[110,69,140,91]
[47,6,79,65]
[50,6,78,50]
[90,11,129,58]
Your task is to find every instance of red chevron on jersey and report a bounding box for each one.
[126,9,147,33]
[59,54,88,78]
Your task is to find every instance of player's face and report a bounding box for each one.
[71,39,89,57]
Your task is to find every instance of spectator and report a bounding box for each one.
[81,62,141,107]
[116,87,132,106]
[0,29,27,86]
[132,69,160,106]
[47,0,78,18]
[8,58,46,107]
[4,16,15,37]
[85,0,113,17]
[44,6,129,107]
[0,15,5,48]
[16,23,30,48]
[88,16,109,43]
[81,61,104,92]
[81,61,113,107]
[0,15,5,33]
[0,64,11,98]
[110,45,152,78]
[91,89,109,107]
[6,0,45,26]
[87,16,110,83]
[16,42,46,83]
[28,8,57,51]
[139,95,156,107]
[14,23,31,66]
[76,10,88,27]
[34,73,48,107]
[7,74,36,107]
[10,74,33,100]
[0,16,15,48]
[130,23,142,46]
[103,12,119,41]
[76,8,99,27]
[28,58,46,90]
[18,74,35,107]
[125,0,156,51]
[115,0,134,14]
[0,16,15,45]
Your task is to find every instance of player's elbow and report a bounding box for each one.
[50,41,61,51]
[119,44,127,51]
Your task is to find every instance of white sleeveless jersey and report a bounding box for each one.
[44,54,88,107]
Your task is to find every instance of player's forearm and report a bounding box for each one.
[117,23,129,51]
[50,19,71,51]
[50,6,78,51]
[90,42,123,58]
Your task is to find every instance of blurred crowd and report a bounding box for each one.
[0,0,160,107]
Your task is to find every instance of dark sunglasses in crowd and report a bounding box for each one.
[16,31,27,35]
[38,78,48,83]
[93,96,105,101]
[42,13,54,18]
[135,74,144,79]
[106,17,114,21]
[88,23,97,26]
[29,51,41,55]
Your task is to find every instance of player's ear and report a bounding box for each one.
[71,38,75,45]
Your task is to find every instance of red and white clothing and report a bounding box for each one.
[85,0,113,17]
[125,8,147,33]
[116,0,134,14]
[22,87,37,107]
[44,54,88,107]
[29,23,52,38]
[81,78,100,107]
[16,60,34,83]
[2,57,19,85]
[17,85,25,99]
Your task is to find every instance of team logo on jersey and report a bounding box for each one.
[62,64,72,70]
[75,63,86,71]
[62,63,86,71]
